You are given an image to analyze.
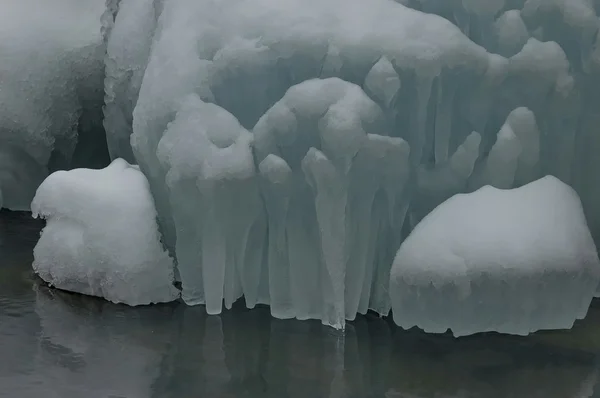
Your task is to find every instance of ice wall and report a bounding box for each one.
[103,0,600,329]
[0,0,109,211]
[397,0,600,239]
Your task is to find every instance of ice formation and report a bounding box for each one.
[0,0,109,211]
[31,159,179,306]
[253,78,411,326]
[97,0,600,330]
[391,176,600,337]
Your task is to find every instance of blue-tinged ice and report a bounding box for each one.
[70,0,600,333]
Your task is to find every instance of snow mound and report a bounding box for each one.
[390,175,600,337]
[31,159,179,306]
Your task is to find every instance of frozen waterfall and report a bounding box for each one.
[5,0,599,335]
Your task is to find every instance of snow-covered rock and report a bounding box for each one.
[31,159,179,306]
[390,176,600,336]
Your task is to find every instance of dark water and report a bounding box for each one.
[2,211,600,398]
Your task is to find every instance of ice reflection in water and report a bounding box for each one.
[1,210,600,398]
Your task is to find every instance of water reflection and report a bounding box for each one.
[28,286,600,398]
[2,211,600,398]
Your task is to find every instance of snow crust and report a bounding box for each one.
[31,159,179,306]
[0,0,108,211]
[391,176,600,336]
[99,0,600,329]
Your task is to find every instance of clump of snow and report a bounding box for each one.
[390,176,600,337]
[31,159,179,306]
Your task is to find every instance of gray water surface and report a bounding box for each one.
[2,210,600,398]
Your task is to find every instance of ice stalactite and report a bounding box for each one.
[469,123,522,190]
[253,78,410,328]
[412,131,482,225]
[506,107,541,186]
[259,155,294,318]
[345,134,411,318]
[89,0,600,333]
[433,73,458,164]
[157,95,262,314]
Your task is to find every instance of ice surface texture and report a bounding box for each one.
[0,0,109,211]
[31,159,179,306]
[102,0,600,329]
[391,176,600,337]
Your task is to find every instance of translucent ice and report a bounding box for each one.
[390,176,600,337]
[31,159,179,306]
[102,0,600,329]
[120,0,485,328]
[468,123,522,190]
[156,95,261,314]
[254,78,410,327]
[411,131,481,225]
[494,10,529,57]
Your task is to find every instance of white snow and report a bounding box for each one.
[0,0,107,211]
[390,176,600,336]
[31,159,179,306]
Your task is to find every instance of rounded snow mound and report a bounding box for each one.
[390,175,600,337]
[31,158,179,306]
